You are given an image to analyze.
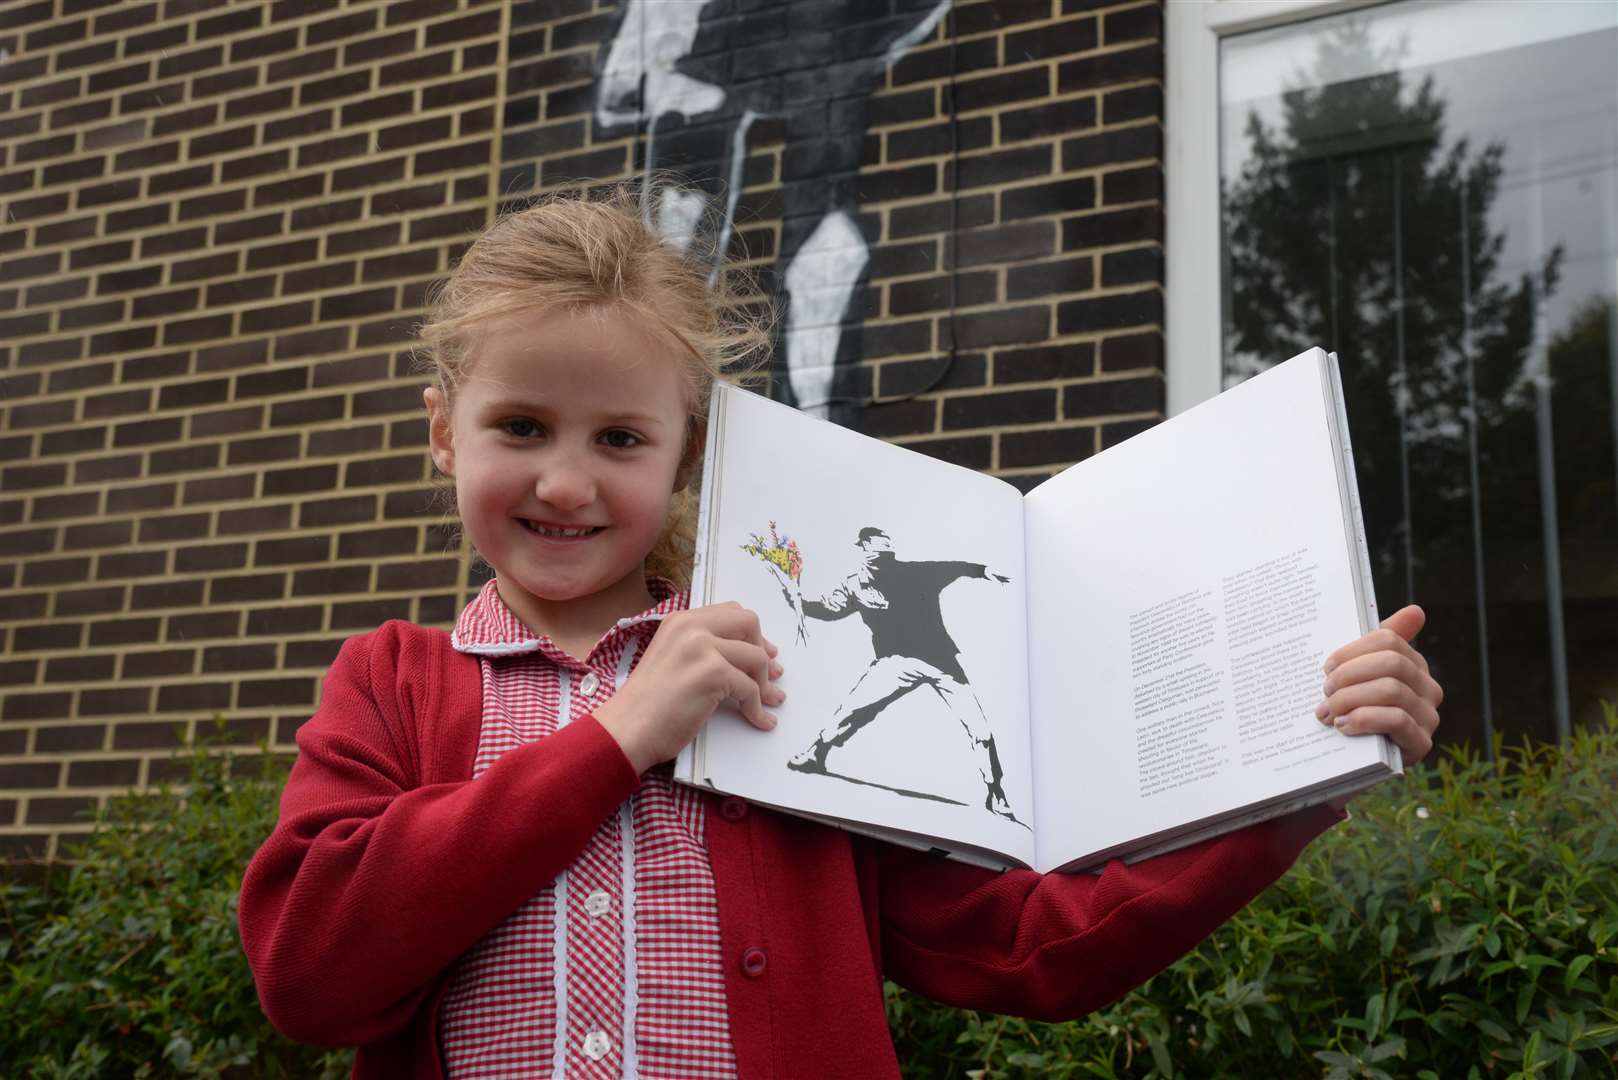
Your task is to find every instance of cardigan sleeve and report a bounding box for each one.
[870,805,1340,1021]
[238,623,641,1048]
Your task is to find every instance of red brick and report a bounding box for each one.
[53,585,125,616]
[218,504,293,535]
[95,552,167,580]
[105,482,176,513]
[26,797,97,826]
[120,649,196,679]
[87,616,161,646]
[113,722,186,750]
[246,604,323,635]
[376,558,458,590]
[201,643,279,672]
[67,759,141,787]
[209,573,286,603]
[130,578,206,610]
[165,611,241,641]
[292,566,371,596]
[285,637,344,669]
[337,526,417,559]
[43,654,115,682]
[331,598,410,628]
[22,556,91,587]
[238,677,314,707]
[79,687,153,716]
[182,473,255,504]
[155,681,232,712]
[35,723,108,752]
[0,658,40,686]
[2,691,73,721]
[137,512,210,543]
[12,623,83,651]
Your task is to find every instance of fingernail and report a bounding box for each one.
[1334,716,1350,730]
[1322,659,1337,674]
[770,662,783,678]
[1322,679,1334,696]
[766,640,779,656]
[773,687,786,704]
[1315,702,1329,720]
[765,712,778,728]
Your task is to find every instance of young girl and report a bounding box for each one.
[239,184,1444,1078]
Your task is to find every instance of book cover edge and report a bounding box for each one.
[674,383,731,785]
[1323,350,1402,776]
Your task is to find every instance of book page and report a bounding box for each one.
[1024,351,1384,870]
[689,387,1034,866]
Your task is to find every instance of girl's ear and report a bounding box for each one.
[673,420,705,492]
[424,387,455,476]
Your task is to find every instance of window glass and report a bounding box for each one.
[1220,0,1618,749]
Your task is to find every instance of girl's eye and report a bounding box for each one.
[600,429,641,449]
[502,418,542,438]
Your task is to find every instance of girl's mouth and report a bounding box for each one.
[522,521,602,538]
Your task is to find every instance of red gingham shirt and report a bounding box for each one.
[436,580,739,1078]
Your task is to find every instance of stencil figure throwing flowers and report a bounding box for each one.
[770,526,1023,825]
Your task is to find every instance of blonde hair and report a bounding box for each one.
[416,179,773,586]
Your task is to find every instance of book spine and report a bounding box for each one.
[689,384,728,605]
[676,385,731,784]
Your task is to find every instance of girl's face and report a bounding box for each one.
[425,307,693,635]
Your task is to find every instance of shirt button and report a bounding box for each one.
[579,672,601,696]
[582,1030,611,1061]
[720,797,748,821]
[740,947,767,977]
[584,889,611,918]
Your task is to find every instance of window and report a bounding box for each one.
[1169,0,1618,750]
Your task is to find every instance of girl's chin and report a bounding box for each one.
[497,568,651,608]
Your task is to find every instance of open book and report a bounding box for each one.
[674,348,1399,872]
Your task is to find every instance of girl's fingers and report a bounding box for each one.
[711,637,777,692]
[1380,603,1426,640]
[1317,677,1439,738]
[690,602,777,656]
[712,637,784,712]
[721,662,777,730]
[1326,704,1435,765]
[1323,625,1430,677]
[1324,650,1443,708]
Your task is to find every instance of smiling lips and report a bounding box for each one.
[521,520,603,538]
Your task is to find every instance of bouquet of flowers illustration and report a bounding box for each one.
[741,521,808,644]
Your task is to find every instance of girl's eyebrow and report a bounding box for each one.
[473,396,548,417]
[479,397,670,427]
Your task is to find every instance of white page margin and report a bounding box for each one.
[1025,351,1387,869]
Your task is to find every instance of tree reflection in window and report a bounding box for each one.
[1221,23,1617,752]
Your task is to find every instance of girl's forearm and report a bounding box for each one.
[240,715,639,1046]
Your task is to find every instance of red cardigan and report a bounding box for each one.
[239,620,1338,1078]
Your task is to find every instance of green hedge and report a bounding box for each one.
[890,704,1618,1079]
[0,735,351,1079]
[3,712,1615,1078]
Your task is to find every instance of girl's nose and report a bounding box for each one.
[534,457,596,510]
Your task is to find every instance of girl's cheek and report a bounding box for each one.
[473,438,523,473]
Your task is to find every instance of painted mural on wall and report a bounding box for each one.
[593,0,953,420]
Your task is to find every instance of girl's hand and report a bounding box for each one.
[1318,604,1443,767]
[594,602,784,774]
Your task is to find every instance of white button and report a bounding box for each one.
[584,889,611,918]
[582,1030,611,1061]
[579,672,600,696]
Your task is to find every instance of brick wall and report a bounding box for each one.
[0,0,1165,862]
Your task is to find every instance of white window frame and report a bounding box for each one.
[1163,0,1386,415]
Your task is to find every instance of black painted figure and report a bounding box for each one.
[781,528,1022,823]
[593,0,954,421]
